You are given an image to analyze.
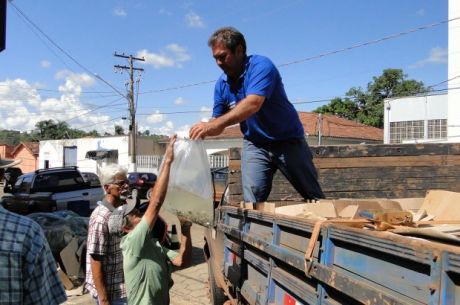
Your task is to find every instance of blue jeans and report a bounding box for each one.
[241,138,325,202]
[93,297,128,305]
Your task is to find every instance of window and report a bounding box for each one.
[428,119,447,140]
[389,120,424,144]
[33,171,85,192]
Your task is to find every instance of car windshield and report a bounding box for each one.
[82,172,102,187]
[33,171,86,192]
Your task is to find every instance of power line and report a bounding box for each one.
[8,1,127,100]
[0,83,117,95]
[277,17,458,68]
[138,16,459,95]
[75,116,125,130]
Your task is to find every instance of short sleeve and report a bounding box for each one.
[246,58,277,99]
[212,79,228,118]
[87,214,109,256]
[122,218,150,257]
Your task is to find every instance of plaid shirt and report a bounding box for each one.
[0,205,67,305]
[85,202,126,301]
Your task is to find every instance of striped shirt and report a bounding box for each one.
[0,205,67,305]
[85,202,126,301]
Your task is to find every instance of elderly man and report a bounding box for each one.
[190,27,324,203]
[0,158,67,305]
[85,164,129,305]
[108,135,192,305]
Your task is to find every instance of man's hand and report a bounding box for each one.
[189,121,224,140]
[164,135,177,164]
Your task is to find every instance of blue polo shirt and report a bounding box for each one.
[212,54,304,144]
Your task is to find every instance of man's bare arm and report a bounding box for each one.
[91,256,109,305]
[189,94,264,139]
[144,135,176,231]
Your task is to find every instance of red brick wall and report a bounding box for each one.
[13,147,38,174]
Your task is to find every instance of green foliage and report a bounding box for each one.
[313,69,427,128]
[114,125,125,135]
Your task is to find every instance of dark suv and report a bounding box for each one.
[1,167,104,216]
[127,172,157,200]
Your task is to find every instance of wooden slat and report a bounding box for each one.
[312,143,460,158]
[225,143,460,201]
[313,155,460,168]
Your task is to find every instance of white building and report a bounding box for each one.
[448,0,460,142]
[39,136,166,175]
[383,93,448,144]
[383,0,459,144]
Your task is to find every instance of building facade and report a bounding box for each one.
[383,93,448,144]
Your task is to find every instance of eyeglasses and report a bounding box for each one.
[112,179,128,187]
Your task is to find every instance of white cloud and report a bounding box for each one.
[159,8,172,16]
[0,76,115,134]
[174,97,186,105]
[166,44,191,62]
[185,11,204,28]
[410,47,448,68]
[113,8,127,17]
[416,9,425,17]
[200,106,212,121]
[149,121,175,136]
[40,60,51,68]
[146,110,164,123]
[137,44,191,69]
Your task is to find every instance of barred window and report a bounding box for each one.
[389,120,424,144]
[428,119,447,139]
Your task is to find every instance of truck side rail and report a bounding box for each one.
[218,205,460,305]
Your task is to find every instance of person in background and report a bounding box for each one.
[0,159,67,305]
[85,164,129,305]
[189,27,325,203]
[108,135,193,305]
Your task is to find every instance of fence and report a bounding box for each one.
[136,154,229,173]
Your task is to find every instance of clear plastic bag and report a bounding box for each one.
[163,138,214,226]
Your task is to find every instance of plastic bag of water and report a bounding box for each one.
[163,137,214,226]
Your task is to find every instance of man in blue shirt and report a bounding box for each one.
[190,27,324,202]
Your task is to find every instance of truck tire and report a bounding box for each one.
[207,259,227,305]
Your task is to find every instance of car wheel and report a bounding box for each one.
[146,188,152,200]
[207,258,227,305]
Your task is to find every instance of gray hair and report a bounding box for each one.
[99,163,128,186]
[208,27,246,54]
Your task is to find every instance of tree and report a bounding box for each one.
[138,129,150,136]
[114,125,125,135]
[35,120,70,140]
[32,120,101,140]
[313,69,427,128]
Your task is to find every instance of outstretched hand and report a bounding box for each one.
[164,134,177,164]
[189,121,224,140]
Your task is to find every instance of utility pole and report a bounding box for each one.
[114,52,144,172]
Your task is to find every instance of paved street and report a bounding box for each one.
[63,209,211,305]
[0,184,211,305]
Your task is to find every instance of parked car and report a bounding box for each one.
[1,167,104,216]
[127,172,157,200]
[81,172,102,188]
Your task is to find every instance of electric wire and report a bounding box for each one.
[8,1,127,100]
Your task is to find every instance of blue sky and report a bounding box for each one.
[0,0,448,135]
